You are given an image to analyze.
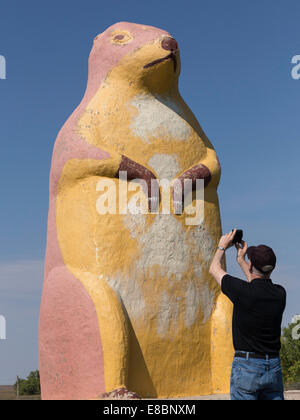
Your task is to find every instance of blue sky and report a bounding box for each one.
[0,0,299,384]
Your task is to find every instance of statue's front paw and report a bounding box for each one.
[172,163,212,213]
[117,155,159,212]
[98,387,141,400]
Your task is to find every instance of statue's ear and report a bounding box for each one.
[93,33,103,44]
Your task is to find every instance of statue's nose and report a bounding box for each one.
[161,37,178,52]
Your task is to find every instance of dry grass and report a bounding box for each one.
[0,386,40,400]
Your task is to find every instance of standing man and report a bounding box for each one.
[209,229,286,400]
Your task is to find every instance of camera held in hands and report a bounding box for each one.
[232,229,243,244]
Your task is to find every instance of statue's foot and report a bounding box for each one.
[97,387,141,400]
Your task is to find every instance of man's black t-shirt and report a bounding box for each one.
[221,274,286,355]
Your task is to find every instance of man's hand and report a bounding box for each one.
[235,240,251,282]
[218,229,237,250]
[235,240,248,263]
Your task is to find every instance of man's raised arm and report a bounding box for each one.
[209,229,236,286]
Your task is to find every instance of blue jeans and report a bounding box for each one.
[230,352,284,400]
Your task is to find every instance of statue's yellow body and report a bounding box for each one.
[45,22,233,398]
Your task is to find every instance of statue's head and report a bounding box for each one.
[87,22,181,94]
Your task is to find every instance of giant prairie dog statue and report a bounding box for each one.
[39,21,233,400]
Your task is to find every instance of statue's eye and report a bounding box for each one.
[111,31,133,45]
